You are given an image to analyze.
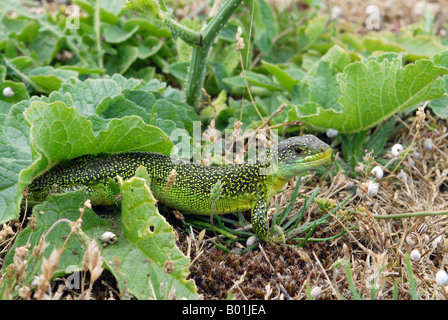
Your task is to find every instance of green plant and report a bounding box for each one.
[1,0,448,300]
[124,0,244,109]
[2,176,197,299]
[405,252,420,300]
[287,50,448,133]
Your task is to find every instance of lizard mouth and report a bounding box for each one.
[302,147,332,168]
[287,146,332,167]
[274,147,332,178]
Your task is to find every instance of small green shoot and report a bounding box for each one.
[405,252,420,300]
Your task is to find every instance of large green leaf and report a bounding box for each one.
[0,103,32,224]
[297,15,327,52]
[289,56,448,132]
[0,65,29,113]
[428,75,448,119]
[3,187,197,299]
[0,100,172,224]
[104,24,139,44]
[429,50,448,119]
[120,172,197,299]
[261,60,299,91]
[252,0,278,53]
[2,192,110,280]
[59,79,124,116]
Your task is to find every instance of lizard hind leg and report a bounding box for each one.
[251,198,269,242]
[58,183,116,206]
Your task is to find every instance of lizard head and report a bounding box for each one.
[258,135,332,180]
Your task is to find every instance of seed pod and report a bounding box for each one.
[235,26,245,51]
[163,260,174,274]
[210,180,223,202]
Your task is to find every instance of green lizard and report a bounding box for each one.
[27,135,331,242]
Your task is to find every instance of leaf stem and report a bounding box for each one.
[185,43,211,108]
[369,210,448,220]
[158,0,169,14]
[3,58,46,93]
[164,17,202,46]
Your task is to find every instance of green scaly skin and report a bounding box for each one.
[27,135,331,242]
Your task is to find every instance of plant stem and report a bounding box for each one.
[158,0,169,14]
[369,210,448,220]
[165,18,202,46]
[185,0,244,109]
[185,43,211,108]
[125,0,243,108]
[3,58,45,93]
[201,0,242,46]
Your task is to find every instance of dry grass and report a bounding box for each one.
[0,201,114,300]
[270,0,448,36]
[338,110,448,300]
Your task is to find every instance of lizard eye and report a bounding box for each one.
[293,146,303,155]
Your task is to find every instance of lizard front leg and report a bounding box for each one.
[251,197,269,242]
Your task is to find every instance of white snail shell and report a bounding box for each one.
[436,270,448,286]
[391,144,403,156]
